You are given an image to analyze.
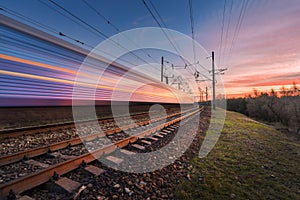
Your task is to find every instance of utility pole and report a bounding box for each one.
[200,91,203,102]
[165,75,172,84]
[206,86,208,102]
[177,83,181,90]
[164,74,174,85]
[161,56,174,84]
[161,56,164,82]
[212,51,216,110]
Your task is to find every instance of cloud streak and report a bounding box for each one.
[213,0,300,96]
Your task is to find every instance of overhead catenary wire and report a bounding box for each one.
[148,0,167,28]
[196,62,210,73]
[145,0,212,89]
[48,0,162,76]
[227,0,249,65]
[47,0,155,67]
[223,0,234,67]
[37,0,141,67]
[188,0,196,64]
[218,0,227,67]
[233,0,249,50]
[37,0,101,38]
[186,0,211,81]
[1,7,56,35]
[150,0,189,64]
[146,0,211,80]
[148,0,189,65]
[81,0,159,66]
[0,7,139,67]
[142,0,189,66]
[6,0,214,84]
[186,0,210,76]
[1,7,81,45]
[47,0,111,41]
[2,2,159,78]
[81,0,120,32]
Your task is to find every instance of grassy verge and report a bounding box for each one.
[175,111,300,200]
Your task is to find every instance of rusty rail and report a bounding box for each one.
[0,107,202,198]
[0,107,198,166]
[0,109,166,139]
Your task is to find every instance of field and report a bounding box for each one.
[175,111,300,200]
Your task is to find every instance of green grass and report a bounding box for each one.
[175,111,300,200]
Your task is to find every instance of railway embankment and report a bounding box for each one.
[175,111,300,200]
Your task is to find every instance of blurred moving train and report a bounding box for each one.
[0,15,194,107]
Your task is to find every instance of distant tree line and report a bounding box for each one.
[226,82,300,134]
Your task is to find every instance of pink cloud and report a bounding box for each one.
[214,0,300,95]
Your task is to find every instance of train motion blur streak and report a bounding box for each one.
[0,15,193,106]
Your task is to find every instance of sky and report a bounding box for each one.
[1,0,300,103]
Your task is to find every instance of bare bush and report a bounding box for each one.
[227,82,300,134]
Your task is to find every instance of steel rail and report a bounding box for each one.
[0,107,198,166]
[0,106,184,138]
[0,107,202,198]
[0,110,159,138]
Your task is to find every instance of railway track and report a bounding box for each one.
[0,106,203,199]
[0,106,181,138]
[0,107,194,166]
[0,106,189,156]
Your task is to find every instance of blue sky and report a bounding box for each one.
[1,0,300,99]
[0,0,223,52]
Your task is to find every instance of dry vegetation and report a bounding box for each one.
[227,82,300,135]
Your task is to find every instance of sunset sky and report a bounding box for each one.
[1,0,299,101]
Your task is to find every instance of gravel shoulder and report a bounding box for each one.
[24,108,211,200]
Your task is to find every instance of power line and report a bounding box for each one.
[186,2,210,77]
[196,62,210,73]
[1,7,140,67]
[81,0,120,32]
[37,0,100,38]
[223,0,234,67]
[145,0,211,80]
[218,0,227,67]
[36,0,146,67]
[146,0,212,89]
[48,0,108,39]
[83,44,139,67]
[188,0,196,64]
[1,6,85,45]
[1,7,56,34]
[227,0,249,64]
[148,0,187,65]
[173,1,210,73]
[142,0,162,28]
[81,0,158,65]
[47,0,153,66]
[2,2,158,76]
[141,0,189,66]
[148,0,167,28]
[234,0,249,49]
